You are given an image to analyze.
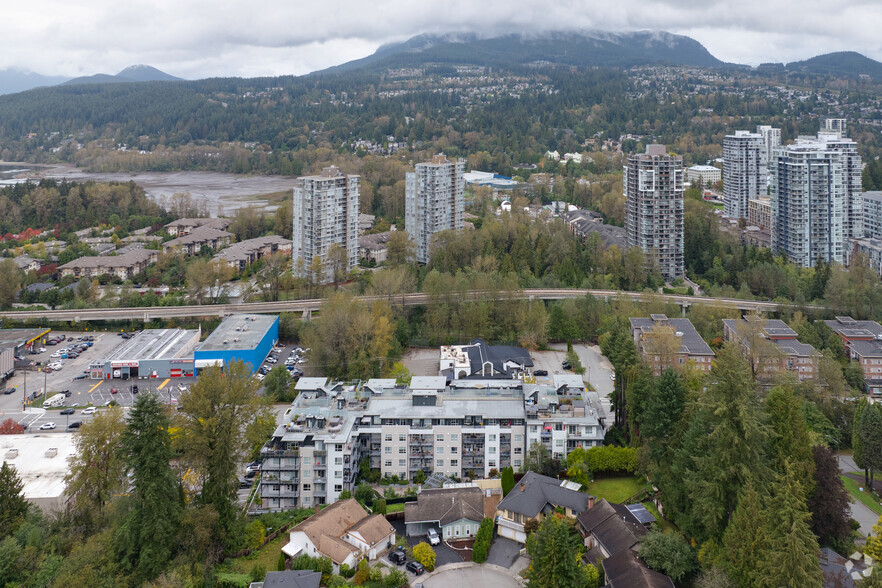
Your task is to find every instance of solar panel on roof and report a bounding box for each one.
[625,503,656,525]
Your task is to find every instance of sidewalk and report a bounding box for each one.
[839,454,879,537]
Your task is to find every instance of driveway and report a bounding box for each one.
[838,453,878,537]
[403,530,463,566]
[486,537,522,568]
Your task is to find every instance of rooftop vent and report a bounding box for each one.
[45,448,58,458]
[4,449,18,459]
[675,331,684,337]
[223,339,228,345]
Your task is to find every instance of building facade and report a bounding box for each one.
[685,165,721,186]
[624,145,684,281]
[194,314,279,375]
[723,131,766,219]
[629,315,715,374]
[722,318,820,382]
[863,192,882,239]
[405,154,465,264]
[757,125,782,168]
[748,197,772,229]
[824,316,882,395]
[292,166,359,282]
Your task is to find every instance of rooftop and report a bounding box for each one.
[1,433,77,501]
[57,248,156,270]
[496,471,588,518]
[102,328,200,362]
[0,328,51,347]
[405,486,486,526]
[629,315,714,356]
[197,314,277,352]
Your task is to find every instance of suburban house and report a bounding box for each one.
[213,235,293,271]
[824,316,882,395]
[495,471,589,543]
[12,256,42,272]
[629,315,715,374]
[57,249,159,280]
[404,486,486,540]
[163,226,233,255]
[164,217,233,237]
[282,499,395,572]
[577,499,673,587]
[440,338,534,380]
[250,570,321,588]
[722,318,820,382]
[357,231,392,265]
[601,549,675,588]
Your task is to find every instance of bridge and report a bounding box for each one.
[0,289,831,323]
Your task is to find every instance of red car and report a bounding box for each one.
[110,387,119,394]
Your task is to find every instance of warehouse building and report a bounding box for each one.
[194,314,279,374]
[0,328,52,379]
[1,433,78,511]
[89,328,201,380]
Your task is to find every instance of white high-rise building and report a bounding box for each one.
[823,118,847,137]
[821,132,863,240]
[757,125,782,163]
[863,192,882,239]
[770,138,847,267]
[624,144,684,281]
[292,166,359,282]
[405,154,466,264]
[723,131,766,219]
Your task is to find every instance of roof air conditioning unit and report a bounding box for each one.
[223,339,229,345]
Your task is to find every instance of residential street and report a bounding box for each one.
[838,454,879,537]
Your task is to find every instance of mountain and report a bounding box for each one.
[64,64,182,86]
[0,68,70,95]
[321,30,728,73]
[785,51,882,79]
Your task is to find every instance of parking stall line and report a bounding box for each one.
[157,379,170,390]
[87,381,102,394]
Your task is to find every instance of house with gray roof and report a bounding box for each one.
[164,217,232,237]
[213,235,293,271]
[440,338,533,380]
[576,499,649,562]
[495,471,588,543]
[250,570,321,588]
[405,486,486,541]
[163,226,233,255]
[602,549,675,588]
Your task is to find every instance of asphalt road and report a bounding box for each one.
[838,453,879,536]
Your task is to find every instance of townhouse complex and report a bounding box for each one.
[723,318,820,382]
[629,314,715,374]
[259,374,608,512]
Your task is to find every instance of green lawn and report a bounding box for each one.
[841,475,882,516]
[224,533,288,576]
[385,502,406,513]
[585,476,651,503]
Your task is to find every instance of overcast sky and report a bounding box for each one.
[5,0,882,79]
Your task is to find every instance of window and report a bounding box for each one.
[515,434,523,442]
[450,459,458,467]
[530,426,538,433]
[436,446,444,454]
[303,456,312,465]
[489,434,496,441]
[335,444,343,451]
[304,470,311,478]
[385,460,392,467]
[334,484,342,492]
[514,460,522,467]
[555,440,564,447]
[399,447,406,454]
[437,459,444,467]
[302,484,311,492]
[385,434,392,441]
[489,446,496,454]
[514,447,522,455]
[399,459,406,467]
[436,434,444,442]
[399,434,406,442]
[489,461,496,468]
[385,447,392,454]
[451,434,458,441]
[450,447,458,454]
[335,471,342,478]
[335,457,343,465]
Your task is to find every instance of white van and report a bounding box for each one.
[43,393,66,408]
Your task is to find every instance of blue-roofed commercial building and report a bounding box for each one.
[194,314,279,374]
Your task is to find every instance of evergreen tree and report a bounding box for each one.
[807,445,852,547]
[756,464,824,588]
[638,528,696,583]
[642,367,686,459]
[624,364,654,442]
[115,393,183,582]
[765,385,815,492]
[854,398,869,485]
[0,461,28,540]
[684,345,769,540]
[526,516,593,588]
[501,467,515,496]
[861,404,882,491]
[722,481,767,588]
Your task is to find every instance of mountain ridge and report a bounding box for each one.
[63,64,182,86]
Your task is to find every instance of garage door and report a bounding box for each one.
[498,525,526,543]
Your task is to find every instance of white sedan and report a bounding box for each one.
[82,407,97,415]
[39,422,56,430]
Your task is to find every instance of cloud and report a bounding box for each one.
[3,0,882,78]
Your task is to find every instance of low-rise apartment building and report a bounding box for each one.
[723,318,820,382]
[163,226,233,255]
[164,217,233,237]
[824,316,882,395]
[213,235,293,271]
[57,249,159,280]
[259,377,606,512]
[629,315,715,374]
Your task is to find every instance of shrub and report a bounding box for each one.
[384,568,408,587]
[250,563,267,582]
[472,518,494,563]
[501,467,515,496]
[244,520,266,549]
[574,445,638,475]
[368,566,384,581]
[278,552,287,572]
[413,541,436,571]
[339,563,355,578]
[374,498,387,515]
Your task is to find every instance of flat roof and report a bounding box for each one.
[1,433,77,500]
[104,328,200,362]
[197,314,277,352]
[367,397,526,419]
[410,376,447,390]
[0,328,51,347]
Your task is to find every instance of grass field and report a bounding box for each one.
[842,475,882,515]
[385,502,406,513]
[585,476,651,503]
[224,533,288,576]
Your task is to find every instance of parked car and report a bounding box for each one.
[610,373,616,381]
[406,561,424,575]
[39,422,56,430]
[110,387,119,394]
[68,421,82,430]
[534,369,548,376]
[73,374,88,380]
[131,385,139,394]
[3,387,14,395]
[59,408,75,415]
[389,550,406,565]
[239,479,253,489]
[426,528,440,545]
[562,360,572,370]
[82,407,97,415]
[62,390,71,397]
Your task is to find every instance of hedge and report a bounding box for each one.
[578,445,638,475]
[472,518,494,563]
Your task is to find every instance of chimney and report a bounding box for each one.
[588,496,595,509]
[519,482,525,492]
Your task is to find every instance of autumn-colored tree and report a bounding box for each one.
[0,418,23,434]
